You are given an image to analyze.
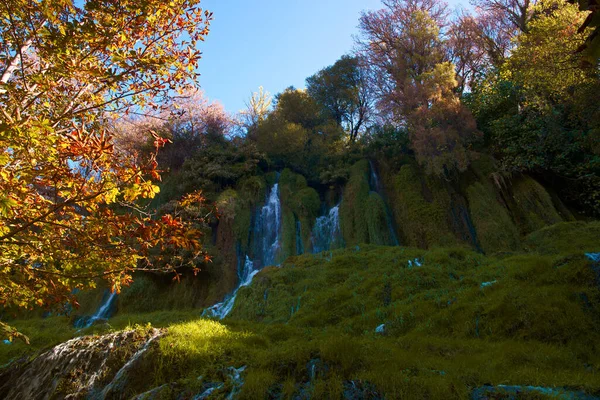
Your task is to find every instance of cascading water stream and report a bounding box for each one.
[311,204,343,253]
[296,220,304,255]
[74,290,118,329]
[204,181,282,319]
[368,160,400,246]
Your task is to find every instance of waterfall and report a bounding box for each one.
[368,160,400,246]
[255,183,282,267]
[74,290,118,329]
[311,204,342,253]
[296,220,304,255]
[204,181,282,319]
[203,257,258,319]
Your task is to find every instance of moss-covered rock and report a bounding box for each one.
[525,221,600,254]
[507,176,563,234]
[467,182,520,253]
[384,164,458,248]
[366,192,393,246]
[276,169,321,258]
[340,160,374,246]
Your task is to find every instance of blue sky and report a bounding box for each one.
[197,0,467,114]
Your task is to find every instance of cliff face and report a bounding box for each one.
[339,156,569,253]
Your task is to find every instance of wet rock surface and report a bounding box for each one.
[0,328,162,400]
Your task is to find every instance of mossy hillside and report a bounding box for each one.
[467,182,521,254]
[116,271,227,314]
[155,221,599,398]
[220,175,269,253]
[383,163,458,248]
[506,175,564,235]
[525,221,600,254]
[3,221,600,399]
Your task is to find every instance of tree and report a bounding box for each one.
[569,0,600,63]
[358,0,479,176]
[0,0,212,340]
[240,86,272,135]
[467,0,600,214]
[306,55,374,143]
[448,0,536,92]
[254,87,344,182]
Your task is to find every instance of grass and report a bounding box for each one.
[2,221,600,399]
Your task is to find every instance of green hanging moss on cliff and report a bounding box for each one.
[507,176,563,234]
[277,169,321,257]
[340,160,371,246]
[385,164,457,248]
[366,192,392,246]
[281,208,297,261]
[467,182,520,253]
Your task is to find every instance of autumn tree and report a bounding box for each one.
[448,0,535,92]
[358,0,479,176]
[306,55,374,143]
[0,0,212,340]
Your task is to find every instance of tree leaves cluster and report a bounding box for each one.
[0,0,213,335]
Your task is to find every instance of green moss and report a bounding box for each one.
[238,175,267,206]
[509,176,563,234]
[277,169,321,257]
[5,221,600,399]
[281,209,297,261]
[385,164,457,248]
[119,275,162,313]
[525,221,600,254]
[366,192,392,246]
[240,369,277,399]
[340,160,371,246]
[467,182,520,253]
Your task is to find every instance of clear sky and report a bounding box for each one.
[197,0,467,114]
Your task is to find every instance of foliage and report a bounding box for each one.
[358,0,480,176]
[306,55,373,142]
[0,0,213,339]
[569,0,600,63]
[254,88,344,183]
[180,138,265,198]
[467,0,600,215]
[240,86,272,134]
[448,0,532,91]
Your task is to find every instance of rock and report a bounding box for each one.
[0,328,162,400]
